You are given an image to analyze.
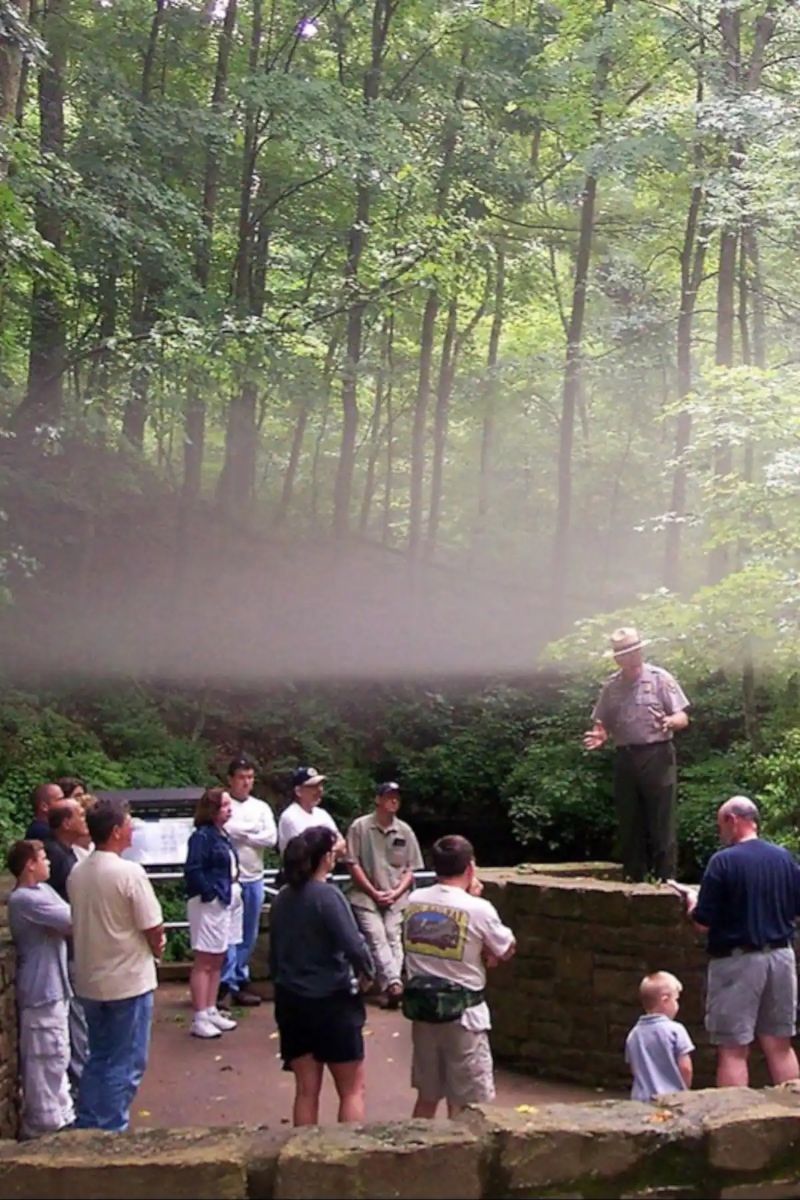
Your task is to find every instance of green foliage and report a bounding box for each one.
[153,881,191,964]
[0,692,128,844]
[501,708,616,861]
[750,730,800,858]
[80,687,211,787]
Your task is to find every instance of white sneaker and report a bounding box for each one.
[206,1006,237,1032]
[190,1014,222,1039]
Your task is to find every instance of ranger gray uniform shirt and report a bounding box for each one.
[592,663,689,746]
[8,883,72,1009]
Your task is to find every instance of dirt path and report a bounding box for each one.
[132,984,622,1130]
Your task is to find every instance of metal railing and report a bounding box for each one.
[151,868,437,932]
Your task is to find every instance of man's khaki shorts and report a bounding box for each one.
[706,946,797,1046]
[411,1021,495,1106]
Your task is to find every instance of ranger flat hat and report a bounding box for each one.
[605,626,651,658]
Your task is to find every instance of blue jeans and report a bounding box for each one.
[222,878,264,991]
[76,991,154,1131]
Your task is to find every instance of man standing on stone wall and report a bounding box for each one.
[687,796,800,1088]
[68,797,165,1131]
[583,627,690,882]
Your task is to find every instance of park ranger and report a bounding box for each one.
[583,627,690,882]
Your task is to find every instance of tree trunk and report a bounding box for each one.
[663,27,707,595]
[406,48,468,560]
[359,319,392,535]
[425,297,458,559]
[183,0,239,507]
[381,318,396,545]
[120,0,167,450]
[549,0,613,625]
[407,289,439,558]
[0,0,31,177]
[216,0,264,520]
[13,0,68,440]
[476,246,505,534]
[332,0,392,538]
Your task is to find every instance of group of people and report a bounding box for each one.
[627,795,800,1102]
[7,632,800,1139]
[582,626,800,1098]
[182,756,516,1124]
[7,787,164,1137]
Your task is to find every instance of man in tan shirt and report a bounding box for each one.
[347,783,423,1008]
[67,797,164,1132]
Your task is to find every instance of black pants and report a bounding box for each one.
[614,742,677,882]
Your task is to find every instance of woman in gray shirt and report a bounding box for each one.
[6,839,73,1138]
[270,826,374,1125]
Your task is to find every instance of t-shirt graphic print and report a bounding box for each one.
[404,903,468,960]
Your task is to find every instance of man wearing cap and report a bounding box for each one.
[277,768,347,859]
[583,627,690,882]
[346,783,424,1008]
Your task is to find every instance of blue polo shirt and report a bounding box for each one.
[625,1014,694,1101]
[694,838,800,956]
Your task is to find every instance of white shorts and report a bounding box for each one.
[188,885,243,954]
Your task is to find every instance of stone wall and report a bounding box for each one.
[0,873,19,1140]
[3,1087,800,1198]
[480,869,739,1091]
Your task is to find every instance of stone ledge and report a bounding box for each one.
[0,1092,799,1199]
[274,1119,483,1199]
[0,1126,256,1199]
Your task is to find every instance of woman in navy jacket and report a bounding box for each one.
[184,788,242,1039]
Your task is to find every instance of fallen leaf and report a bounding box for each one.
[138,1109,151,1118]
[364,1029,374,1037]
[392,1031,400,1038]
[214,1055,223,1062]
[269,1032,279,1040]
[515,1104,538,1115]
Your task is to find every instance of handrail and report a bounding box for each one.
[157,868,437,933]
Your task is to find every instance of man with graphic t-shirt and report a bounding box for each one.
[402,835,515,1118]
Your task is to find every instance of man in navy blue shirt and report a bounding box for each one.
[25,782,65,841]
[688,796,800,1088]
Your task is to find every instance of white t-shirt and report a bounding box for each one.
[224,795,277,882]
[67,850,164,1002]
[277,801,340,854]
[403,882,515,1031]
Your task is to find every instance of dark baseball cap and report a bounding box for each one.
[292,766,326,788]
[377,781,400,796]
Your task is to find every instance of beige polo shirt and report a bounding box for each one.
[67,850,163,1002]
[347,813,424,912]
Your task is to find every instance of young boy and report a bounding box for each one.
[7,839,74,1138]
[625,971,694,1101]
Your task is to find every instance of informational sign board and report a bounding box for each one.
[123,817,194,867]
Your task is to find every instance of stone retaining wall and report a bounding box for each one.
[479,868,768,1091]
[2,1087,800,1198]
[0,873,19,1140]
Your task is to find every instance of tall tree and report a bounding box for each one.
[549,0,614,624]
[12,0,68,440]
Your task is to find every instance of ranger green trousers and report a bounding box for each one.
[614,741,677,882]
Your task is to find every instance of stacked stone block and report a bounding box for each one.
[481,870,719,1089]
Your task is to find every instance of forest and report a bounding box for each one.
[1,0,800,881]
